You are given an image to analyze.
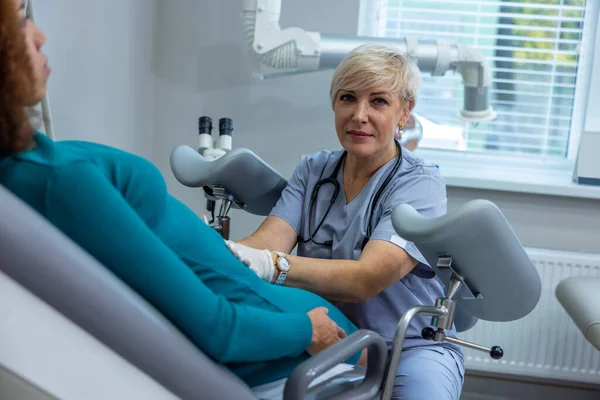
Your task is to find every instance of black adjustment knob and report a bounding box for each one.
[421,327,435,341]
[490,346,503,360]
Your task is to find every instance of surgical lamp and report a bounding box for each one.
[243,0,497,123]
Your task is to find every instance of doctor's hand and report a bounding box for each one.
[225,240,275,282]
[306,307,346,356]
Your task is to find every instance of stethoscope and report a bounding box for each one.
[297,140,403,250]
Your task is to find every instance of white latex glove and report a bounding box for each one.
[225,240,275,282]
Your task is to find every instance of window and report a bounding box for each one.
[359,0,595,163]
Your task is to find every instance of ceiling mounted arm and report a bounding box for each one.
[242,0,496,123]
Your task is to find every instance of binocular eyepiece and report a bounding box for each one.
[198,116,233,137]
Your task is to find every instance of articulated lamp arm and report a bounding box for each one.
[242,0,496,123]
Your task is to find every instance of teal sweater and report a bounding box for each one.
[0,133,359,387]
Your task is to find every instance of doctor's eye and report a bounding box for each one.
[372,97,389,106]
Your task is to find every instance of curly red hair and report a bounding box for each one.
[0,0,35,153]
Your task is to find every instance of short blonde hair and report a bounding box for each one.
[329,43,421,107]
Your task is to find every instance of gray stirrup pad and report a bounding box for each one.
[0,185,258,400]
[170,145,288,216]
[556,276,600,351]
[392,199,541,323]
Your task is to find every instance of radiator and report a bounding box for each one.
[458,247,600,385]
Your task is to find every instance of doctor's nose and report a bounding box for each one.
[351,101,369,125]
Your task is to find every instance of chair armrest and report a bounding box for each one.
[283,329,387,400]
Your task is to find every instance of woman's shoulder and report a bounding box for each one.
[9,133,161,191]
[9,133,131,168]
[53,137,159,174]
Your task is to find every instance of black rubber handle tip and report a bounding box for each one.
[421,327,435,340]
[490,346,504,360]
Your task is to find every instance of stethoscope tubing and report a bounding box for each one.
[298,140,403,249]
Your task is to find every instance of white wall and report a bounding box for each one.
[152,0,600,253]
[34,0,157,159]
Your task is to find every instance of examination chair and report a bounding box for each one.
[0,145,542,400]
[556,277,600,351]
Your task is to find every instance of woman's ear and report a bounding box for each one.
[401,110,411,127]
[402,99,414,124]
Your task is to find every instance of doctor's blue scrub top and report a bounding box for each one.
[270,142,461,352]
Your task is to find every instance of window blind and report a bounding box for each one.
[374,0,587,158]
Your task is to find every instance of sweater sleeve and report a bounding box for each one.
[44,162,312,364]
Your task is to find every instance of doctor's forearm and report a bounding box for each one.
[283,255,372,303]
[237,216,298,254]
[237,234,271,250]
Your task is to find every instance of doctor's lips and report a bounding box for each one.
[348,130,373,138]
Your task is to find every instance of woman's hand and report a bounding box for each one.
[357,349,368,367]
[306,307,346,355]
[225,240,275,282]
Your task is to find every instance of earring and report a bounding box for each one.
[395,126,403,139]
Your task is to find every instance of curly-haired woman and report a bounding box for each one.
[0,0,365,388]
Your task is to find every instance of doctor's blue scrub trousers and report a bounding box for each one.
[391,345,464,399]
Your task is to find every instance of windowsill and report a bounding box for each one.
[414,149,600,201]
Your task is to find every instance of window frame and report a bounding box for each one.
[358,0,600,199]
